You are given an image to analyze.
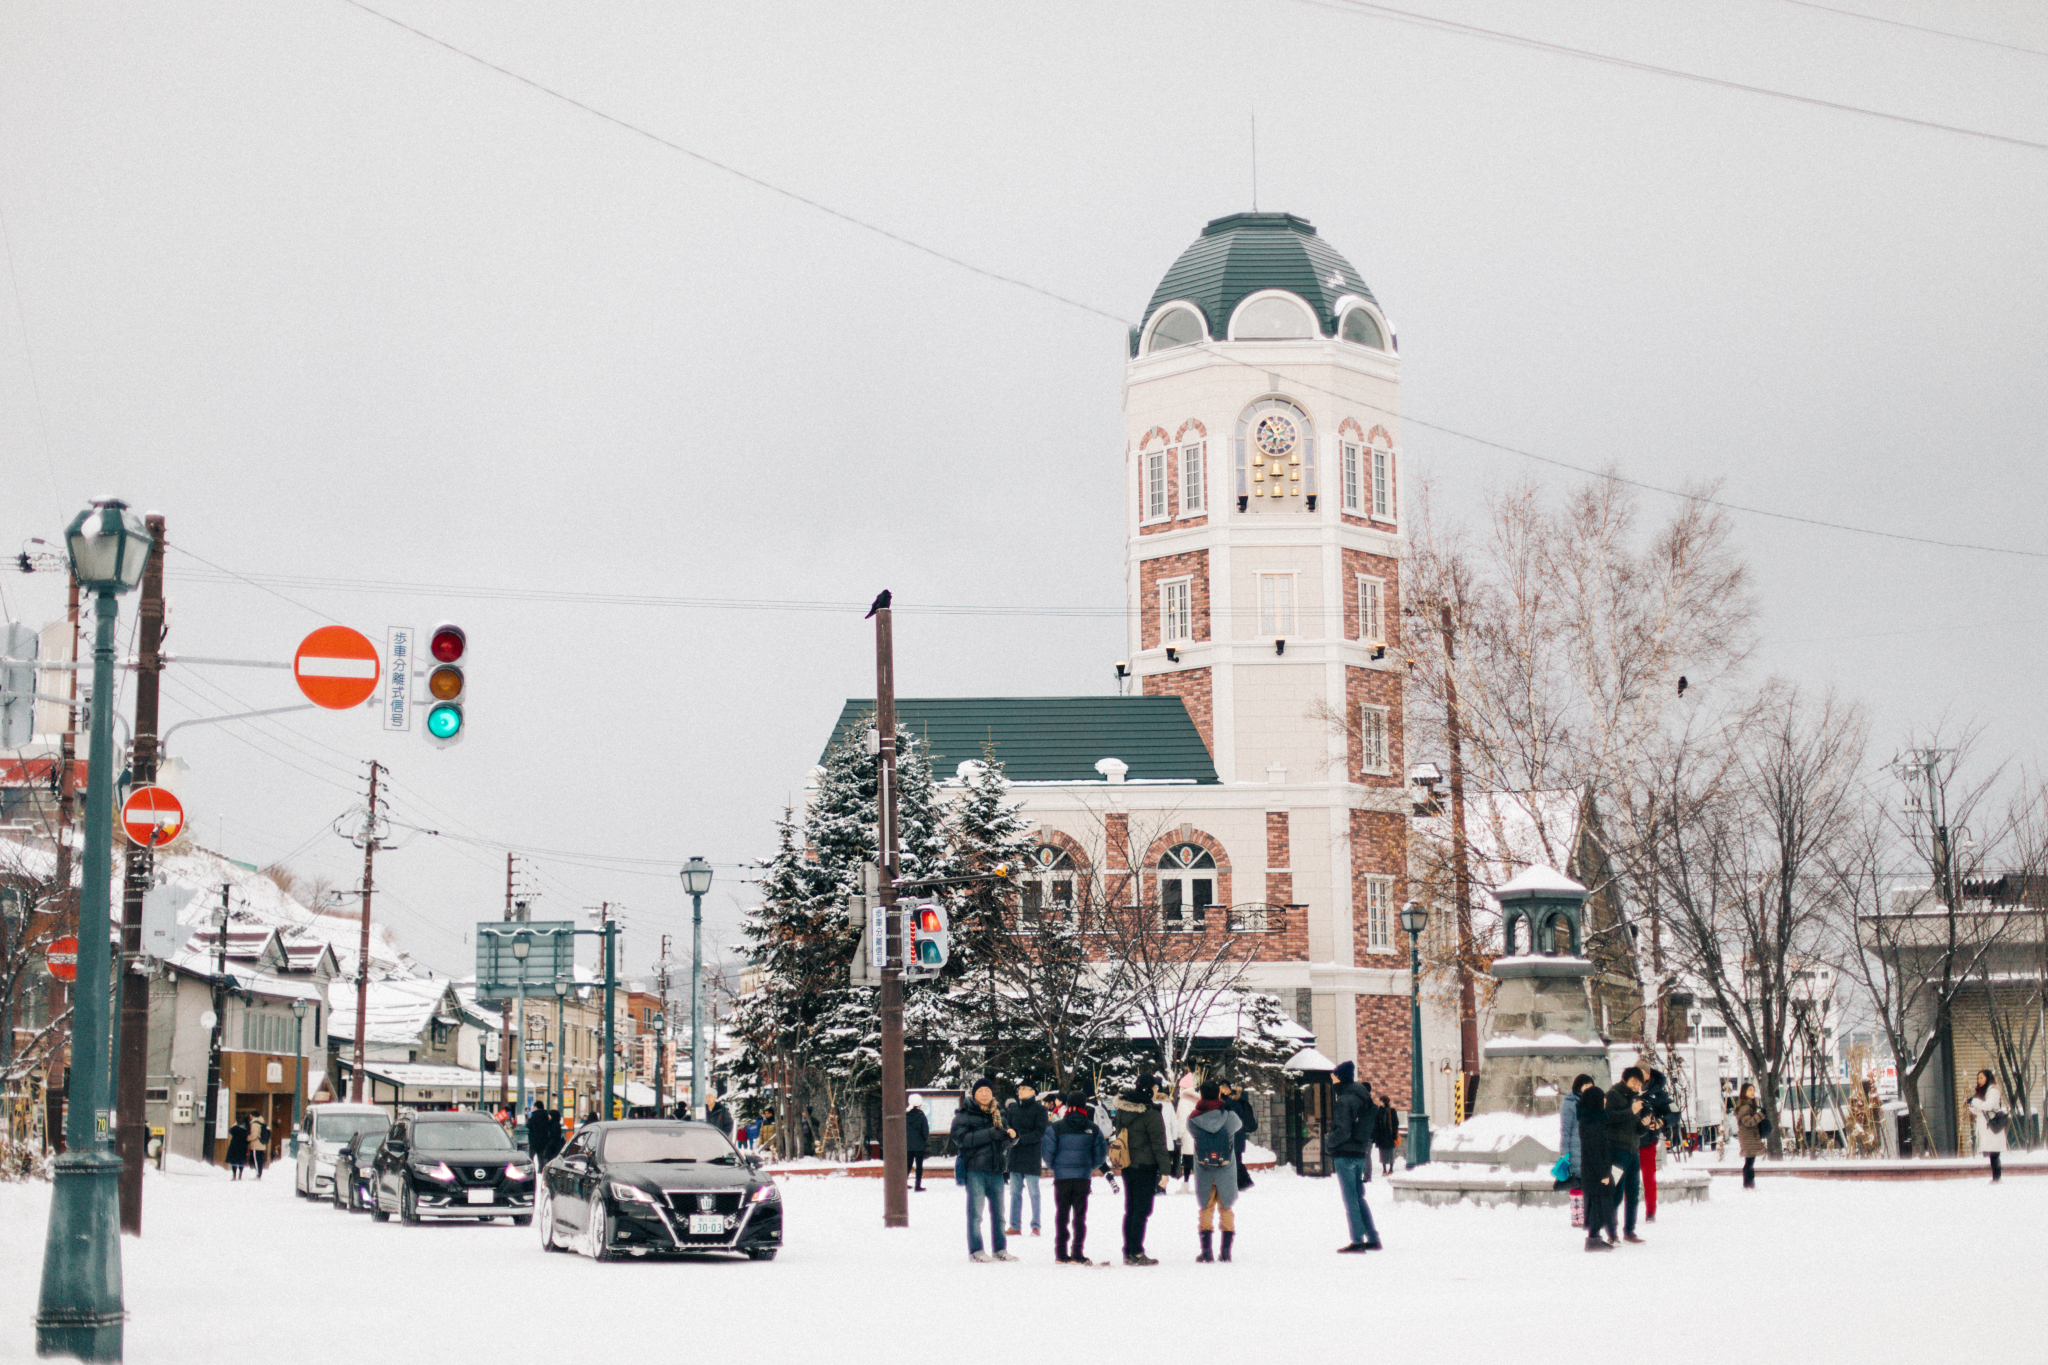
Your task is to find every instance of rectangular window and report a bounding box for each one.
[1365,877,1394,953]
[1160,577,1192,644]
[1144,450,1168,521]
[1257,573,1295,636]
[1357,575,1385,644]
[1359,703,1390,774]
[1342,443,1362,513]
[1372,448,1392,519]
[1180,442,1205,514]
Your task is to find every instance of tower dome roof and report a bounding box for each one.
[1133,212,1378,356]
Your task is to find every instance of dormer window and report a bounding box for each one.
[1230,292,1315,340]
[1145,306,1206,353]
[1340,306,1386,349]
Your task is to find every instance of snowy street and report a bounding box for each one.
[3,1160,2018,1363]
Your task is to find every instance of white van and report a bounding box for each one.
[294,1102,391,1198]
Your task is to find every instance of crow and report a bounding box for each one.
[865,589,892,619]
[1677,675,1689,698]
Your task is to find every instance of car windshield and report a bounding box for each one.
[315,1114,390,1143]
[601,1126,741,1165]
[413,1121,515,1154]
[353,1134,385,1160]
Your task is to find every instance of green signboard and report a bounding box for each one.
[474,920,576,1002]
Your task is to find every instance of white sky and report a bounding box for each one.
[2,0,2044,977]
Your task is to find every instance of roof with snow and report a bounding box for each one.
[328,978,463,1048]
[822,697,1219,785]
[1493,865,1587,900]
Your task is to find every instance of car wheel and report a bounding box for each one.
[370,1186,390,1223]
[512,1216,531,1227]
[332,1175,345,1210]
[539,1188,566,1252]
[588,1198,615,1262]
[400,1179,420,1225]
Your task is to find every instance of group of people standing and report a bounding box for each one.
[223,1113,272,1180]
[1561,1065,1673,1251]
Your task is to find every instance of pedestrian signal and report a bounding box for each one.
[908,900,950,974]
[424,623,467,748]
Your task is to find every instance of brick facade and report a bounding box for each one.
[1349,807,1407,967]
[1339,547,1400,644]
[1343,665,1404,782]
[1136,421,1212,537]
[1333,421,1399,532]
[1264,811,1291,908]
[1354,993,1413,1108]
[1142,667,1214,755]
[1138,549,1212,650]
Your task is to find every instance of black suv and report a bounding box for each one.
[370,1112,535,1225]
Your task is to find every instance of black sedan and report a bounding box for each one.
[370,1111,535,1225]
[331,1130,385,1213]
[537,1120,781,1261]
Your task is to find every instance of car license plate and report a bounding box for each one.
[688,1214,724,1235]
[465,1189,494,1205]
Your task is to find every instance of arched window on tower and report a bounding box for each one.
[1158,844,1216,932]
[1340,305,1386,349]
[1020,845,1076,925]
[1230,292,1316,340]
[1145,306,1206,353]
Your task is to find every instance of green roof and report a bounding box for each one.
[822,697,1219,785]
[1132,212,1378,356]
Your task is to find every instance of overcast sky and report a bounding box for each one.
[3,0,2044,979]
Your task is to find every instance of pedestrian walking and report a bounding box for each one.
[1578,1085,1615,1251]
[1187,1081,1243,1262]
[1110,1073,1171,1265]
[1968,1069,2007,1183]
[1373,1088,1400,1175]
[1004,1081,1050,1235]
[1329,1062,1382,1252]
[1041,1091,1110,1263]
[952,1078,1017,1262]
[1638,1062,1674,1221]
[1171,1075,1198,1192]
[905,1095,931,1191]
[249,1115,271,1178]
[1733,1083,1767,1189]
[1602,1068,1651,1243]
[707,1094,734,1136]
[1221,1082,1257,1190]
[226,1116,251,1180]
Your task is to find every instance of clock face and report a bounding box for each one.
[1254,414,1297,460]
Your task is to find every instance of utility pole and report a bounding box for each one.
[48,570,79,1155]
[1440,605,1478,1112]
[874,598,907,1229]
[499,854,514,1108]
[115,514,165,1233]
[587,902,618,1122]
[655,935,671,1116]
[347,762,383,1103]
[200,885,230,1163]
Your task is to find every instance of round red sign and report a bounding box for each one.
[121,784,186,848]
[293,626,381,710]
[46,935,78,983]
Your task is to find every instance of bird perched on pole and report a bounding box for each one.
[866,590,891,619]
[1677,675,1689,698]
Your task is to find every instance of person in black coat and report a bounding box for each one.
[707,1095,734,1137]
[950,1079,1015,1261]
[1111,1074,1170,1265]
[905,1096,931,1191]
[1328,1062,1381,1252]
[1578,1085,1615,1251]
[1603,1069,1653,1243]
[1373,1093,1400,1175]
[1221,1083,1258,1189]
[1003,1082,1050,1235]
[225,1117,251,1180]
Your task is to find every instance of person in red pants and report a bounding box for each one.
[1638,1062,1675,1221]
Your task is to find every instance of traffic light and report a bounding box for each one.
[907,900,950,976]
[423,622,467,748]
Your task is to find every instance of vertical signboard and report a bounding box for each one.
[384,626,415,732]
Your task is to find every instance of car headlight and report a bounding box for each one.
[750,1183,779,1204]
[416,1161,457,1183]
[609,1181,659,1205]
[505,1164,533,1182]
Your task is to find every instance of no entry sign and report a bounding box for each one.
[122,785,186,848]
[46,935,78,983]
[294,626,381,710]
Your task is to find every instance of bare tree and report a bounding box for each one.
[1645,685,1866,1156]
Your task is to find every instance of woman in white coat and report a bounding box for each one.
[1170,1075,1198,1191]
[1967,1069,2007,1183]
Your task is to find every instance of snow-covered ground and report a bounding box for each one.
[2,1157,2018,1363]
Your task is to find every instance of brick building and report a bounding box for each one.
[815,212,1417,1098]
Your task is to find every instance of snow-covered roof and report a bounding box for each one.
[328,978,461,1048]
[1494,864,1586,899]
[1123,990,1314,1045]
[350,1061,501,1089]
[162,949,327,1005]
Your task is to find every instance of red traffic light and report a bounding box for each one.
[915,907,943,932]
[430,626,467,663]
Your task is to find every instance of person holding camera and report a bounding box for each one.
[1637,1061,1676,1222]
[1602,1067,1656,1243]
[1733,1082,1767,1189]
[1968,1069,2007,1183]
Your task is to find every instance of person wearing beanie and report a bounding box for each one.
[905,1096,931,1192]
[1187,1081,1243,1262]
[1003,1081,1050,1236]
[951,1080,1017,1262]
[1329,1061,1383,1252]
[1112,1074,1171,1265]
[1578,1084,1616,1251]
[1041,1092,1111,1263]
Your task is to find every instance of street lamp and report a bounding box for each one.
[37,498,152,1361]
[1399,899,1432,1168]
[289,999,308,1157]
[680,857,713,1121]
[512,935,530,1121]
[553,978,569,1114]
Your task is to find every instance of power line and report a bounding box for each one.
[1771,0,2048,60]
[1290,0,2048,152]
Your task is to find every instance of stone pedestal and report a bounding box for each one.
[1470,956,1612,1119]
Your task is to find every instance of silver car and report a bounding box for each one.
[294,1103,390,1199]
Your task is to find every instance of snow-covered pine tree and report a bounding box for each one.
[727,810,847,1112]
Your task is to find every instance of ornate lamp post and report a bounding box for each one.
[1399,899,1432,1168]
[679,858,713,1120]
[37,498,152,1361]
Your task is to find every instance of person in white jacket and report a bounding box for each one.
[1172,1075,1199,1192]
[1967,1069,2008,1183]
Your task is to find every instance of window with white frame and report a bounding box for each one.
[1144,450,1168,521]
[1257,573,1295,636]
[1358,703,1391,773]
[1364,876,1394,952]
[1356,575,1385,644]
[1371,448,1392,519]
[1180,442,1205,514]
[1158,843,1216,932]
[1020,845,1076,925]
[1341,443,1362,513]
[1160,577,1192,645]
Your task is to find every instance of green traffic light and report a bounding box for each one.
[426,703,463,740]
